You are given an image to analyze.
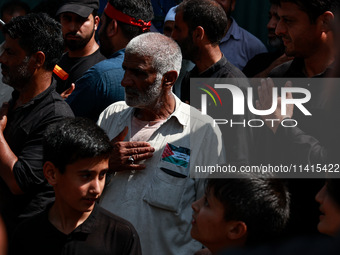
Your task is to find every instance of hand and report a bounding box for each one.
[109,126,155,172]
[256,78,294,133]
[60,83,75,99]
[0,103,9,133]
[269,54,294,69]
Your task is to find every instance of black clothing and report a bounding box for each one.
[0,81,74,235]
[242,50,283,77]
[11,204,142,255]
[258,58,337,238]
[181,56,255,164]
[269,58,334,78]
[54,49,106,93]
[266,57,335,164]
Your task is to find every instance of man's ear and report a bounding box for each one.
[94,15,100,30]
[162,70,178,88]
[226,221,247,241]
[193,26,205,42]
[107,19,119,37]
[43,161,58,186]
[31,51,45,69]
[318,11,334,32]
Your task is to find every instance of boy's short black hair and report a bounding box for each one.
[206,176,290,245]
[43,117,112,173]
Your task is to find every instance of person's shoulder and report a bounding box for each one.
[49,90,75,117]
[97,101,129,126]
[101,101,129,115]
[180,101,217,130]
[224,60,247,78]
[268,60,294,77]
[84,54,125,76]
[97,206,139,236]
[13,209,47,237]
[238,26,267,51]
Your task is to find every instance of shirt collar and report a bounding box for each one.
[289,58,334,78]
[190,55,227,77]
[43,202,99,237]
[167,93,189,127]
[124,94,190,128]
[10,78,57,110]
[73,203,99,234]
[109,48,125,59]
[221,17,241,43]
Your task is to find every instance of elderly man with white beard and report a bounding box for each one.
[97,32,226,255]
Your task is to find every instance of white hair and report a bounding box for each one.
[125,32,182,76]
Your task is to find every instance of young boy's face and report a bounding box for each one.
[191,187,230,251]
[53,157,109,214]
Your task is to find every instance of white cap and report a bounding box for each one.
[164,5,178,23]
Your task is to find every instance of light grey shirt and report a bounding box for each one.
[98,95,226,255]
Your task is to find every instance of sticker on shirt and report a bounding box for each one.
[161,143,190,168]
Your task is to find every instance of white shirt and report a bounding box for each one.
[98,95,226,255]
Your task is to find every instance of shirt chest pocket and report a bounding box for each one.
[143,160,189,213]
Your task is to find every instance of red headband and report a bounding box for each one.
[104,3,151,32]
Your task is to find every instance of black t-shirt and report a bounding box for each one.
[54,48,106,94]
[259,58,336,238]
[10,204,142,255]
[242,50,283,78]
[0,81,74,235]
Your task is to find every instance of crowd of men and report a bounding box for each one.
[1,0,340,255]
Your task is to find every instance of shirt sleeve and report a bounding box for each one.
[13,114,72,192]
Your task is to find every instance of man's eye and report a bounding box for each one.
[81,174,91,179]
[99,171,107,179]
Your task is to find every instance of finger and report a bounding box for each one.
[124,142,154,150]
[258,80,265,104]
[285,81,293,99]
[126,146,155,155]
[60,84,75,99]
[121,163,148,171]
[255,99,261,110]
[130,151,154,162]
[266,77,275,101]
[112,126,129,143]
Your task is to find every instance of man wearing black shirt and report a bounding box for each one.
[171,0,255,165]
[256,0,340,239]
[54,0,106,94]
[0,13,74,235]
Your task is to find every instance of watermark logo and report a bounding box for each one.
[190,78,313,128]
[201,84,311,116]
[199,83,223,115]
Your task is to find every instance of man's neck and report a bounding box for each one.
[195,45,223,74]
[48,201,91,235]
[14,71,52,109]
[303,32,334,77]
[134,93,176,122]
[68,37,99,58]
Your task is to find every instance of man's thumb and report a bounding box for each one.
[112,126,128,143]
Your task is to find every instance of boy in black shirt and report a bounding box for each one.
[11,118,141,255]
